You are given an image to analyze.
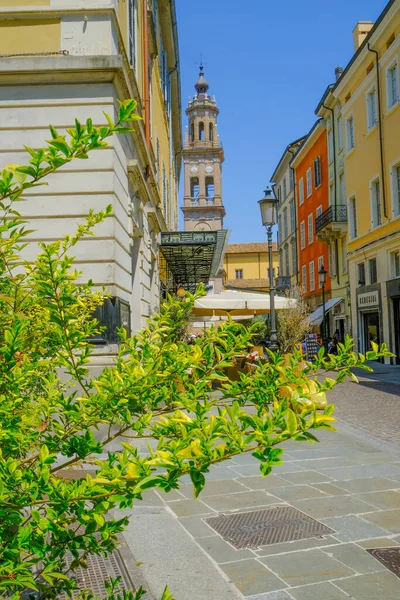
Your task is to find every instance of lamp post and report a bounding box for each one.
[318,265,328,350]
[258,187,279,352]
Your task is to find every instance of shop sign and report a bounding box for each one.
[357,291,379,308]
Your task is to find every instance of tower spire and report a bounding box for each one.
[194,63,209,95]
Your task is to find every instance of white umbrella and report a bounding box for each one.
[192,289,297,317]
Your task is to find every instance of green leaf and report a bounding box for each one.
[39,445,50,463]
[287,408,297,436]
[189,469,205,499]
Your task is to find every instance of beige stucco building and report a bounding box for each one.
[0,0,182,356]
[224,243,279,292]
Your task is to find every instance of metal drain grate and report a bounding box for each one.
[205,506,336,549]
[59,550,133,598]
[367,547,400,578]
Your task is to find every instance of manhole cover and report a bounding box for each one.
[59,550,133,598]
[205,506,335,549]
[367,547,400,578]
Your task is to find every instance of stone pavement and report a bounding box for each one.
[122,418,400,600]
[327,362,400,447]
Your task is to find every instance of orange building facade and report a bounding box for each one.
[291,121,331,312]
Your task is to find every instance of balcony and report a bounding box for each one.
[275,276,291,292]
[316,205,347,242]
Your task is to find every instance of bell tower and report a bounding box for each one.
[182,66,226,232]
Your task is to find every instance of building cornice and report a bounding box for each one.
[290,120,324,168]
[270,135,307,182]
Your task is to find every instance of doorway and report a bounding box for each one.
[363,311,380,352]
[393,298,400,365]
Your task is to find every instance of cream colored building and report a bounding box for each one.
[319,0,400,363]
[270,136,305,293]
[224,243,279,292]
[0,0,182,354]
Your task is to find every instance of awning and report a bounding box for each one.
[192,289,297,317]
[160,230,229,294]
[308,297,343,326]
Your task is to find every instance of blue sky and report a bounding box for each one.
[175,0,387,242]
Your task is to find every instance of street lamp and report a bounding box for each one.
[258,187,279,352]
[318,265,328,350]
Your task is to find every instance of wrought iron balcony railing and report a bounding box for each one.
[315,205,347,233]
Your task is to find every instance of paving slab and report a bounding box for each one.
[279,471,333,484]
[202,491,282,512]
[166,498,215,517]
[220,559,285,596]
[356,536,399,548]
[196,536,254,563]
[123,510,242,600]
[246,592,293,600]
[361,508,400,533]
[260,549,354,586]
[331,476,398,493]
[177,515,217,539]
[231,464,304,477]
[335,571,400,599]
[309,482,349,496]
[321,542,386,573]
[318,463,400,480]
[237,475,295,490]
[355,490,400,509]
[289,495,376,519]
[296,457,358,470]
[289,582,351,600]
[264,485,328,502]
[320,515,391,542]
[254,536,340,557]
[179,479,247,498]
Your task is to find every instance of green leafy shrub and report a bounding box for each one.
[0,101,391,599]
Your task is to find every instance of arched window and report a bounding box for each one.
[190,123,194,142]
[209,123,214,141]
[205,177,214,203]
[199,122,205,141]
[190,178,199,203]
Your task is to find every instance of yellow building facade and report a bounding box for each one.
[224,243,280,292]
[0,1,182,347]
[324,0,400,363]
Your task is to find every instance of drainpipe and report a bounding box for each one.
[368,43,388,219]
[143,0,150,148]
[322,103,340,285]
[288,149,299,284]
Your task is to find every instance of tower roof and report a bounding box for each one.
[194,64,209,95]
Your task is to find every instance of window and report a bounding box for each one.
[162,164,168,221]
[339,173,346,205]
[316,205,323,219]
[308,213,313,244]
[300,220,305,249]
[387,62,399,109]
[367,88,377,129]
[302,265,307,292]
[349,196,358,239]
[346,116,355,151]
[299,178,304,205]
[283,208,288,239]
[278,215,282,244]
[338,115,344,150]
[209,123,214,141]
[313,156,322,187]
[289,168,294,190]
[156,137,160,187]
[291,243,297,275]
[199,122,205,141]
[277,185,281,204]
[392,164,400,217]
[235,269,243,280]
[309,261,315,291]
[283,176,287,199]
[329,184,334,207]
[306,168,312,197]
[190,177,199,198]
[190,123,194,142]
[328,128,334,163]
[285,247,290,275]
[371,179,382,228]
[289,200,295,233]
[391,250,400,278]
[205,177,214,201]
[342,242,348,274]
[369,258,377,284]
[329,242,336,277]
[128,0,136,67]
[358,262,366,286]
[317,256,324,288]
